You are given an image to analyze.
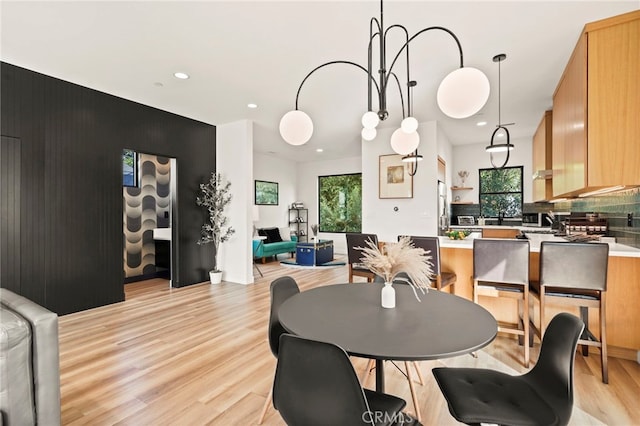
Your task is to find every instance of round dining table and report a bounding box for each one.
[278,282,497,393]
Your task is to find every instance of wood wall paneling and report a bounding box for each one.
[0,136,21,295]
[0,62,216,314]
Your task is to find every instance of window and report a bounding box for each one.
[318,173,362,233]
[479,166,523,217]
[122,149,138,187]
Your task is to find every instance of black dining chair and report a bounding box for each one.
[473,238,532,367]
[257,276,300,425]
[405,236,456,293]
[273,333,422,426]
[530,241,609,383]
[346,233,379,282]
[433,312,584,426]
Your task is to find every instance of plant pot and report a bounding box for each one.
[209,271,222,285]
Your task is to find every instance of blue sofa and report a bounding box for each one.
[253,232,297,263]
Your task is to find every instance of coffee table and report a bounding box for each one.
[295,239,334,266]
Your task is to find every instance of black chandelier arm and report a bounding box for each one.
[384,24,411,117]
[385,26,464,90]
[389,71,406,119]
[368,17,382,113]
[293,60,381,110]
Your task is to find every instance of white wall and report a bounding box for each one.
[452,137,533,203]
[253,153,298,230]
[296,156,362,254]
[362,120,451,243]
[217,120,254,285]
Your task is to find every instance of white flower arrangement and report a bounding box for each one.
[357,236,434,301]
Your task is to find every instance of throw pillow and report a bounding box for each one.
[279,227,291,241]
[265,227,282,243]
[257,228,270,244]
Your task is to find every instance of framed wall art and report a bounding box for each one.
[255,180,279,205]
[379,154,413,199]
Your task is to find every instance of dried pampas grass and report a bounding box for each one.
[358,236,434,300]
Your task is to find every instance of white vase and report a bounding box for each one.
[209,271,222,285]
[381,282,396,309]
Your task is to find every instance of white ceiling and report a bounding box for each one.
[2,1,638,162]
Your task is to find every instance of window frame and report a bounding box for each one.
[317,173,362,234]
[122,149,139,188]
[478,165,524,218]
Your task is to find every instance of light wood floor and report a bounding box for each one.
[59,256,640,425]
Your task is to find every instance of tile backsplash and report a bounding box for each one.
[450,187,640,248]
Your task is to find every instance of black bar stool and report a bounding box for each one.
[530,241,609,383]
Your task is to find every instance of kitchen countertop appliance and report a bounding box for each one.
[457,216,475,226]
[522,212,551,227]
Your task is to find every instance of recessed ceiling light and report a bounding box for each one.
[316,148,324,153]
[247,103,258,109]
[174,72,189,80]
[154,82,164,87]
[476,121,487,126]
[497,132,505,138]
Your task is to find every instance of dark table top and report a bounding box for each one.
[279,283,497,361]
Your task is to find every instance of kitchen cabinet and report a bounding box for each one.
[552,10,640,197]
[532,111,553,202]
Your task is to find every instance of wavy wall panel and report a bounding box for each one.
[123,154,171,278]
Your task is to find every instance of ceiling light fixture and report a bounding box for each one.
[485,53,515,169]
[174,72,189,80]
[279,0,490,164]
[476,120,487,126]
[248,103,258,109]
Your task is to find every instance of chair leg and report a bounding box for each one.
[257,385,273,424]
[600,293,608,384]
[523,289,530,368]
[580,306,590,356]
[360,359,375,387]
[412,361,424,385]
[404,361,422,421]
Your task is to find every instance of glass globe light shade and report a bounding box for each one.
[361,111,380,129]
[390,128,420,155]
[437,67,490,119]
[401,117,418,133]
[279,110,314,145]
[361,127,377,141]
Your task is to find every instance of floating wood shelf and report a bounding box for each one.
[451,187,473,190]
[451,201,473,205]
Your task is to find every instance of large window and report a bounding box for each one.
[318,173,362,233]
[479,166,523,217]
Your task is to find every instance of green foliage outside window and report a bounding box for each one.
[319,174,362,233]
[479,166,523,217]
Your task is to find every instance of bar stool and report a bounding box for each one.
[473,238,531,367]
[345,233,378,282]
[530,241,609,383]
[406,236,456,293]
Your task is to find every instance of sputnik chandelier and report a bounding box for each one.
[279,0,491,172]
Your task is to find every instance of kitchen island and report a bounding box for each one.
[438,233,640,360]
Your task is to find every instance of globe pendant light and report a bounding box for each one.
[485,53,515,169]
[279,0,490,158]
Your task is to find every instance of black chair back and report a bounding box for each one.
[407,236,439,275]
[268,276,300,357]
[273,334,375,426]
[540,242,609,291]
[526,312,585,425]
[346,233,378,264]
[473,238,530,285]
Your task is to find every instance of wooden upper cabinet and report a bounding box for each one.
[532,110,553,202]
[552,10,640,197]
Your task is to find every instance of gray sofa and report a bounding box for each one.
[0,288,61,426]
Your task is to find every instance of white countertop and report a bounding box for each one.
[450,225,553,232]
[439,233,640,258]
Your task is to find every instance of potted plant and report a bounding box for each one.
[196,172,235,284]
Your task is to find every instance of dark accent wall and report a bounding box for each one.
[0,62,216,315]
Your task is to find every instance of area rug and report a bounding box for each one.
[280,259,346,269]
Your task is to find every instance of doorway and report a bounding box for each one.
[122,151,178,291]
